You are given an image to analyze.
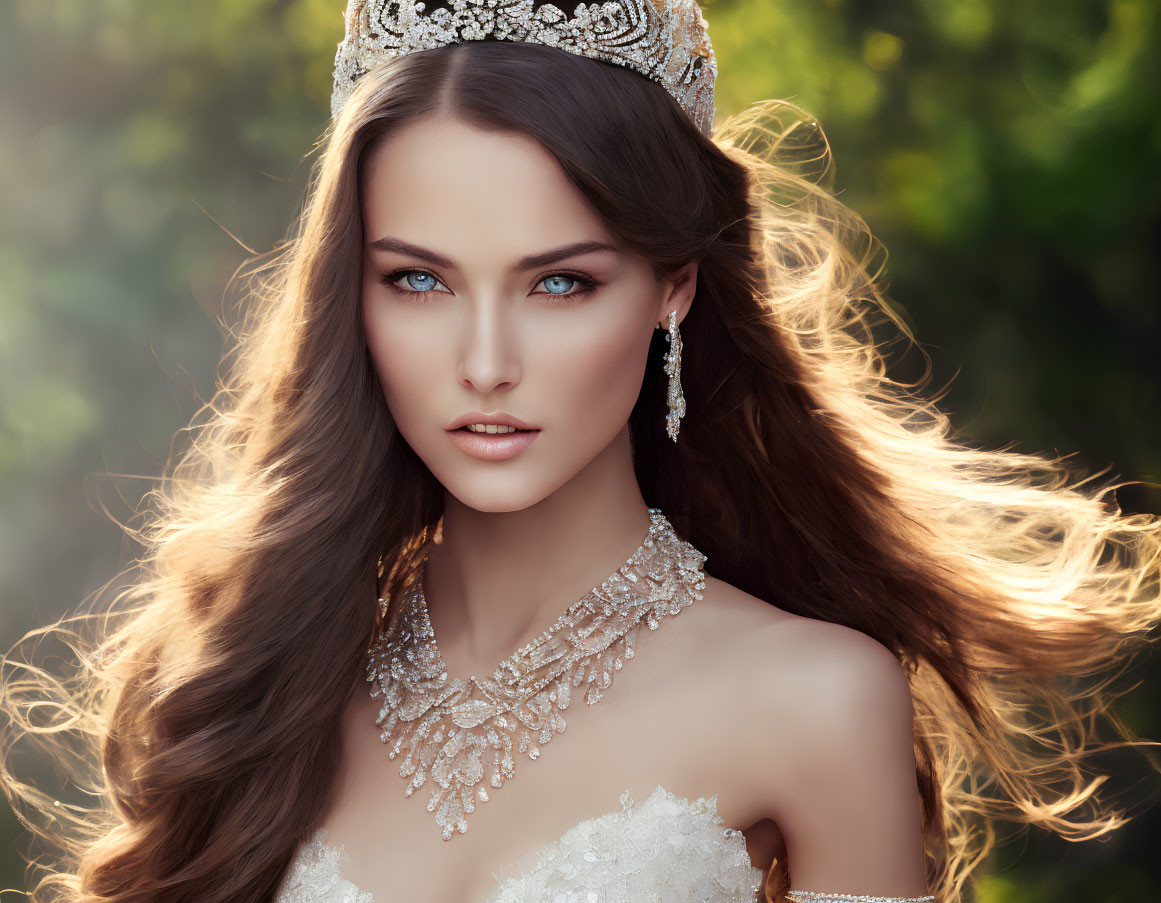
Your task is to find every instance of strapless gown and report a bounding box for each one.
[274,783,766,902]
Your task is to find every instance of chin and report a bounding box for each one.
[420,452,547,512]
[443,481,553,514]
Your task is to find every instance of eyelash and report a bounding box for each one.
[378,268,602,304]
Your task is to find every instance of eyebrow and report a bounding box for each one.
[366,236,620,271]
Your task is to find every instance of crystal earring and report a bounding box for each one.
[661,310,686,442]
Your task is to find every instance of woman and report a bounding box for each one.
[3,0,1159,901]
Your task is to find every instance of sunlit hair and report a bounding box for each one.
[3,39,1160,903]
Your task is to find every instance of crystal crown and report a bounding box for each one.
[331,0,717,135]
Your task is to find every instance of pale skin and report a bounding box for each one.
[319,114,931,900]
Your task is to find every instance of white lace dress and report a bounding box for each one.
[273,783,765,902]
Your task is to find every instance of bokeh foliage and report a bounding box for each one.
[1,0,1158,899]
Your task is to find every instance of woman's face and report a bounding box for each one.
[360,115,693,513]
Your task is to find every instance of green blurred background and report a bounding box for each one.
[1,0,1158,900]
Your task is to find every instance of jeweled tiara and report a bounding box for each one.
[331,0,717,135]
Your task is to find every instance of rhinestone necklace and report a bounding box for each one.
[365,507,708,841]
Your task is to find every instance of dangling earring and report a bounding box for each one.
[661,310,686,442]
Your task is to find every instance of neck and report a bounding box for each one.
[421,423,654,676]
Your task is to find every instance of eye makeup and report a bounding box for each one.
[378,268,604,304]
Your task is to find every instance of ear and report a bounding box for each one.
[656,261,698,330]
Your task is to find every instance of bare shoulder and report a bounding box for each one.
[694,574,912,705]
[692,576,928,895]
[686,575,909,694]
[697,576,917,779]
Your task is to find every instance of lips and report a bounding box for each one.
[447,425,541,461]
[448,411,539,431]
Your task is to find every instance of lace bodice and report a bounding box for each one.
[274,783,765,902]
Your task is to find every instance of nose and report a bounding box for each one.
[455,295,521,395]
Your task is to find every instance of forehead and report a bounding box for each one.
[360,116,614,261]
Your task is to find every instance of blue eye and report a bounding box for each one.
[381,268,451,298]
[534,272,601,302]
[541,274,576,294]
[404,272,436,291]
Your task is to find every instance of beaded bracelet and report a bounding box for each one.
[785,891,936,903]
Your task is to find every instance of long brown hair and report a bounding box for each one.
[3,39,1160,903]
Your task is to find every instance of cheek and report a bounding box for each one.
[538,312,652,430]
[361,295,439,422]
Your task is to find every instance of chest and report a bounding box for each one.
[306,614,773,902]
